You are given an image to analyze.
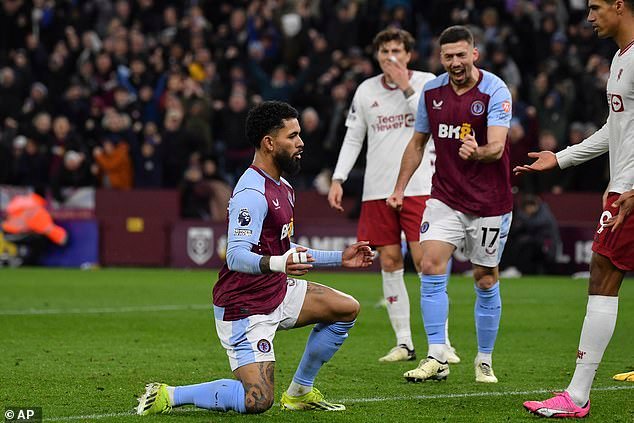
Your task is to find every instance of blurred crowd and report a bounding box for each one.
[0,0,616,221]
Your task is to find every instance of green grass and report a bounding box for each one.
[1,268,633,422]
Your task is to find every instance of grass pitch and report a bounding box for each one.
[1,268,633,422]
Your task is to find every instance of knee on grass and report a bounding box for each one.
[244,394,274,414]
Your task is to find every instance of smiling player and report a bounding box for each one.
[387,25,513,384]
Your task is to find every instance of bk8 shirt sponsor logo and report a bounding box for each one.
[280,218,294,240]
[437,123,474,140]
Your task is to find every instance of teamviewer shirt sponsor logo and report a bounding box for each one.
[371,113,415,132]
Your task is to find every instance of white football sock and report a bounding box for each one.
[428,344,447,362]
[287,380,312,397]
[382,269,413,349]
[567,295,618,407]
[166,386,175,406]
[475,352,492,366]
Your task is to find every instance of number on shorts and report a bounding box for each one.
[481,227,500,248]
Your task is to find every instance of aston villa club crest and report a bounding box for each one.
[257,339,271,353]
[187,227,214,265]
[470,100,485,116]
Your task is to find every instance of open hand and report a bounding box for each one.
[513,151,558,175]
[342,241,374,268]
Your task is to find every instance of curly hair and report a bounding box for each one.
[372,28,415,53]
[245,101,299,149]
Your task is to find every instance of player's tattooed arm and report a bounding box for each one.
[259,256,272,273]
[402,86,415,98]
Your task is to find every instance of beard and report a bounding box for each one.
[274,150,301,176]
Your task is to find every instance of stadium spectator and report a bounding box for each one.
[19,82,51,126]
[388,25,513,384]
[517,0,634,416]
[523,129,564,194]
[160,108,190,188]
[501,194,560,275]
[0,0,617,205]
[10,135,48,193]
[28,112,53,148]
[560,122,608,192]
[49,116,81,180]
[0,67,22,123]
[131,121,163,188]
[289,107,326,190]
[50,150,96,204]
[180,155,231,222]
[329,28,458,364]
[216,92,253,182]
[508,117,537,192]
[135,101,373,415]
[93,112,134,190]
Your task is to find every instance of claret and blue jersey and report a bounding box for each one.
[416,69,514,217]
[213,165,295,321]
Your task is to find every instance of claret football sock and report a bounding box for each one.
[474,282,501,354]
[382,269,413,349]
[291,320,355,387]
[173,379,246,413]
[567,295,618,407]
[420,274,448,346]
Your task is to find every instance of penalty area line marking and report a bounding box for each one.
[0,304,211,315]
[43,385,634,421]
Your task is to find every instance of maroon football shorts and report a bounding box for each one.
[592,192,634,271]
[357,195,429,247]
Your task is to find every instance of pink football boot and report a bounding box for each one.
[523,391,590,418]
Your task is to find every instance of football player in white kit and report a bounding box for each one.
[517,0,634,418]
[328,28,459,364]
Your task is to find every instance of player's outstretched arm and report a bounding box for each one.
[605,189,634,232]
[513,151,559,175]
[387,132,430,210]
[341,241,374,268]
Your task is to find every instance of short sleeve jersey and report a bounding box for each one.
[213,166,295,321]
[415,70,513,216]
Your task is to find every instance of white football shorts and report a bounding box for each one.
[214,278,307,371]
[420,199,512,268]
